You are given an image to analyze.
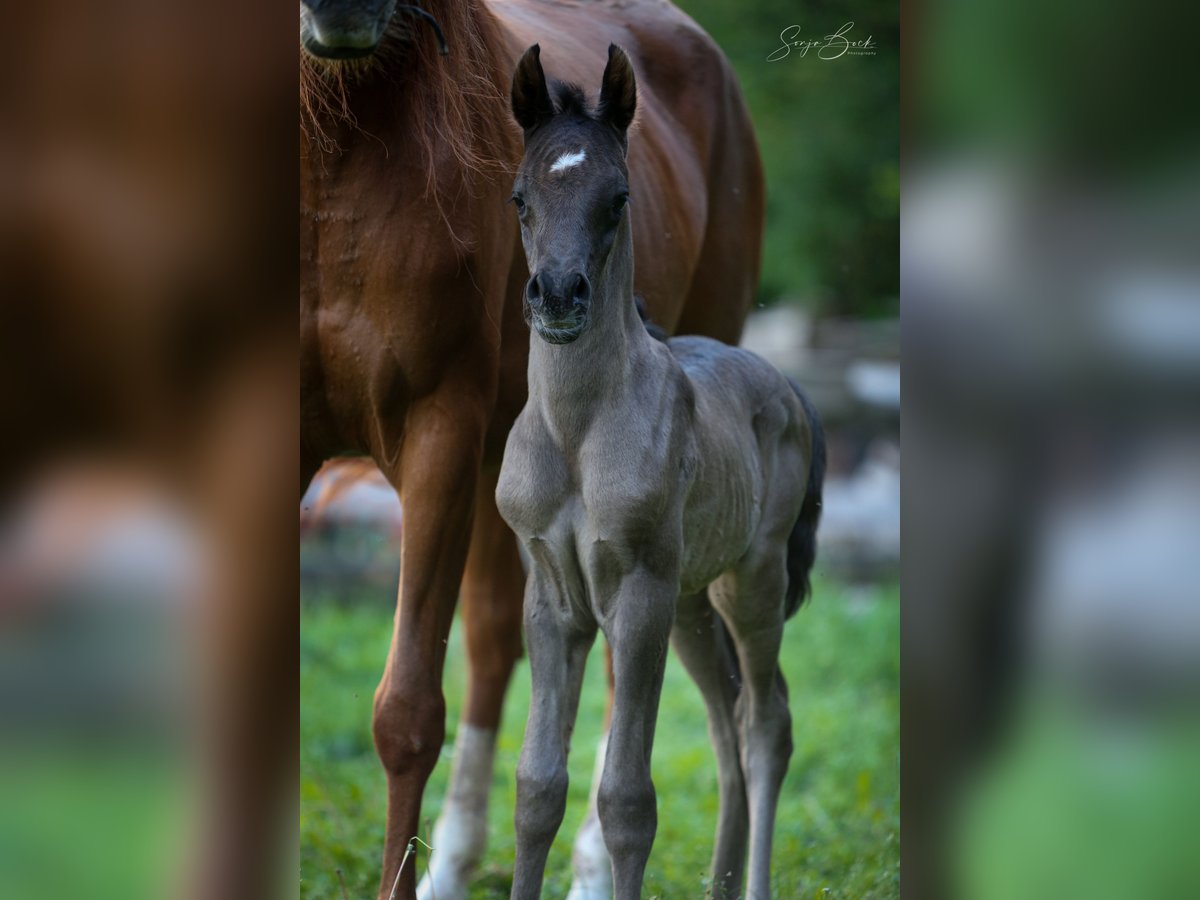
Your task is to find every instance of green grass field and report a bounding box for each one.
[300,576,899,899]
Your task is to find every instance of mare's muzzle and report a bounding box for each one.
[526,271,591,344]
[300,1,449,59]
[300,0,397,59]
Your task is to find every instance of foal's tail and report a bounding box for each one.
[784,380,826,618]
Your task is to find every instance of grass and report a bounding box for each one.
[300,575,899,898]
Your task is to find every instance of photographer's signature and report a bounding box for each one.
[767,23,877,61]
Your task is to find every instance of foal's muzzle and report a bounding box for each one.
[526,271,591,344]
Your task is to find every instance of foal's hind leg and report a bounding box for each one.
[418,467,525,900]
[567,644,614,900]
[671,591,748,899]
[711,562,793,900]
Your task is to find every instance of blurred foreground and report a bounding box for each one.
[904,0,1200,895]
[0,1,296,898]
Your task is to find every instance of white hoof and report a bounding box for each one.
[415,804,486,900]
[567,729,612,900]
[566,810,612,900]
[565,875,613,900]
[416,867,469,900]
[416,725,496,900]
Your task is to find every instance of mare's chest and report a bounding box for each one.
[302,154,514,328]
[300,145,523,445]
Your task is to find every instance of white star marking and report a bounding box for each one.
[549,148,587,174]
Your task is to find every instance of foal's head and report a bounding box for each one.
[510,44,638,345]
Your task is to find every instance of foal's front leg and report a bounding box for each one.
[597,570,677,899]
[511,572,594,900]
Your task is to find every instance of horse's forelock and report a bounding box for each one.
[543,77,638,149]
[550,81,594,119]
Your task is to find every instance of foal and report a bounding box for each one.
[496,46,825,899]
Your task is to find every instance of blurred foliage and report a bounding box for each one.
[676,0,899,317]
[0,749,183,900]
[917,0,1200,174]
[955,701,1200,899]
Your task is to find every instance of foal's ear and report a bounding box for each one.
[511,44,554,133]
[598,44,637,135]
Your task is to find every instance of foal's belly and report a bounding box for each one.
[677,478,760,597]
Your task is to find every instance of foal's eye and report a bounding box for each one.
[611,193,629,216]
[511,194,527,216]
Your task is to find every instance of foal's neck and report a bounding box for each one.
[528,227,661,430]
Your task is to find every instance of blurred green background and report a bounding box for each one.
[677,0,899,317]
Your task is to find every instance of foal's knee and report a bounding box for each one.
[514,760,569,845]
[597,771,657,858]
[373,681,445,779]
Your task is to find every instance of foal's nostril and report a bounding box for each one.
[528,271,589,320]
[525,274,544,310]
[568,273,591,307]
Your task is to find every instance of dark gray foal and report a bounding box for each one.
[496,45,825,900]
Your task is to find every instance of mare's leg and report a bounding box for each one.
[710,560,793,900]
[597,572,676,900]
[373,392,487,900]
[671,590,749,899]
[567,643,614,900]
[511,573,595,900]
[418,466,525,900]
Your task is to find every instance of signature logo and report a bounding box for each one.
[767,23,877,61]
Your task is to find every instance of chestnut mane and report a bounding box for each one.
[299,0,514,201]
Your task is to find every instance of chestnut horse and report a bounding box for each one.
[299,2,763,898]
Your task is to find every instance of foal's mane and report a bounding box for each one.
[299,0,514,207]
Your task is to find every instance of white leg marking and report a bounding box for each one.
[566,730,613,900]
[549,148,587,174]
[416,724,497,900]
